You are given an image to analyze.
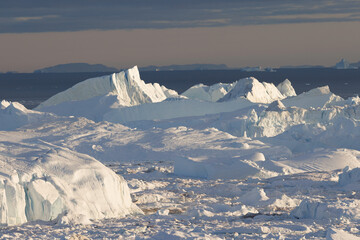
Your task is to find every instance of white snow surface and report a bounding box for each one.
[2,67,360,238]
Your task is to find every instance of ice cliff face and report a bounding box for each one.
[218,77,285,103]
[0,141,142,226]
[36,66,178,109]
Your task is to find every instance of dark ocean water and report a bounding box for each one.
[0,68,359,109]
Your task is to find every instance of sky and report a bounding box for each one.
[0,0,360,72]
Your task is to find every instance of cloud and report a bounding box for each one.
[0,0,359,33]
[14,15,59,22]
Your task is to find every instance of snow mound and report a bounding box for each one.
[174,145,290,180]
[218,77,284,103]
[0,100,53,131]
[282,86,343,109]
[276,79,296,97]
[36,66,178,109]
[267,194,299,211]
[291,199,360,220]
[239,188,269,206]
[279,149,360,172]
[174,156,262,180]
[182,82,235,102]
[0,141,141,226]
[338,167,360,186]
[249,152,266,162]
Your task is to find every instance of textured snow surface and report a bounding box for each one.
[2,67,360,238]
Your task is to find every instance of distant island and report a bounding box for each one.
[31,60,359,74]
[139,64,228,71]
[33,63,229,73]
[279,59,359,70]
[33,63,119,73]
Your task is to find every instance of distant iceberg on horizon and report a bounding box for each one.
[334,58,357,69]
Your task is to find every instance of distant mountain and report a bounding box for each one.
[34,63,119,73]
[139,64,228,71]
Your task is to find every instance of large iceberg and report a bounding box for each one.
[36,70,301,124]
[0,138,141,226]
[36,66,178,109]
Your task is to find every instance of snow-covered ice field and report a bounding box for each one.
[1,66,360,239]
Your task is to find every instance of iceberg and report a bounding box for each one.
[240,66,263,72]
[282,86,343,109]
[182,78,296,103]
[182,83,235,102]
[276,79,296,97]
[0,139,142,226]
[36,70,300,124]
[0,100,54,131]
[335,58,357,69]
[218,77,285,103]
[36,66,178,109]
